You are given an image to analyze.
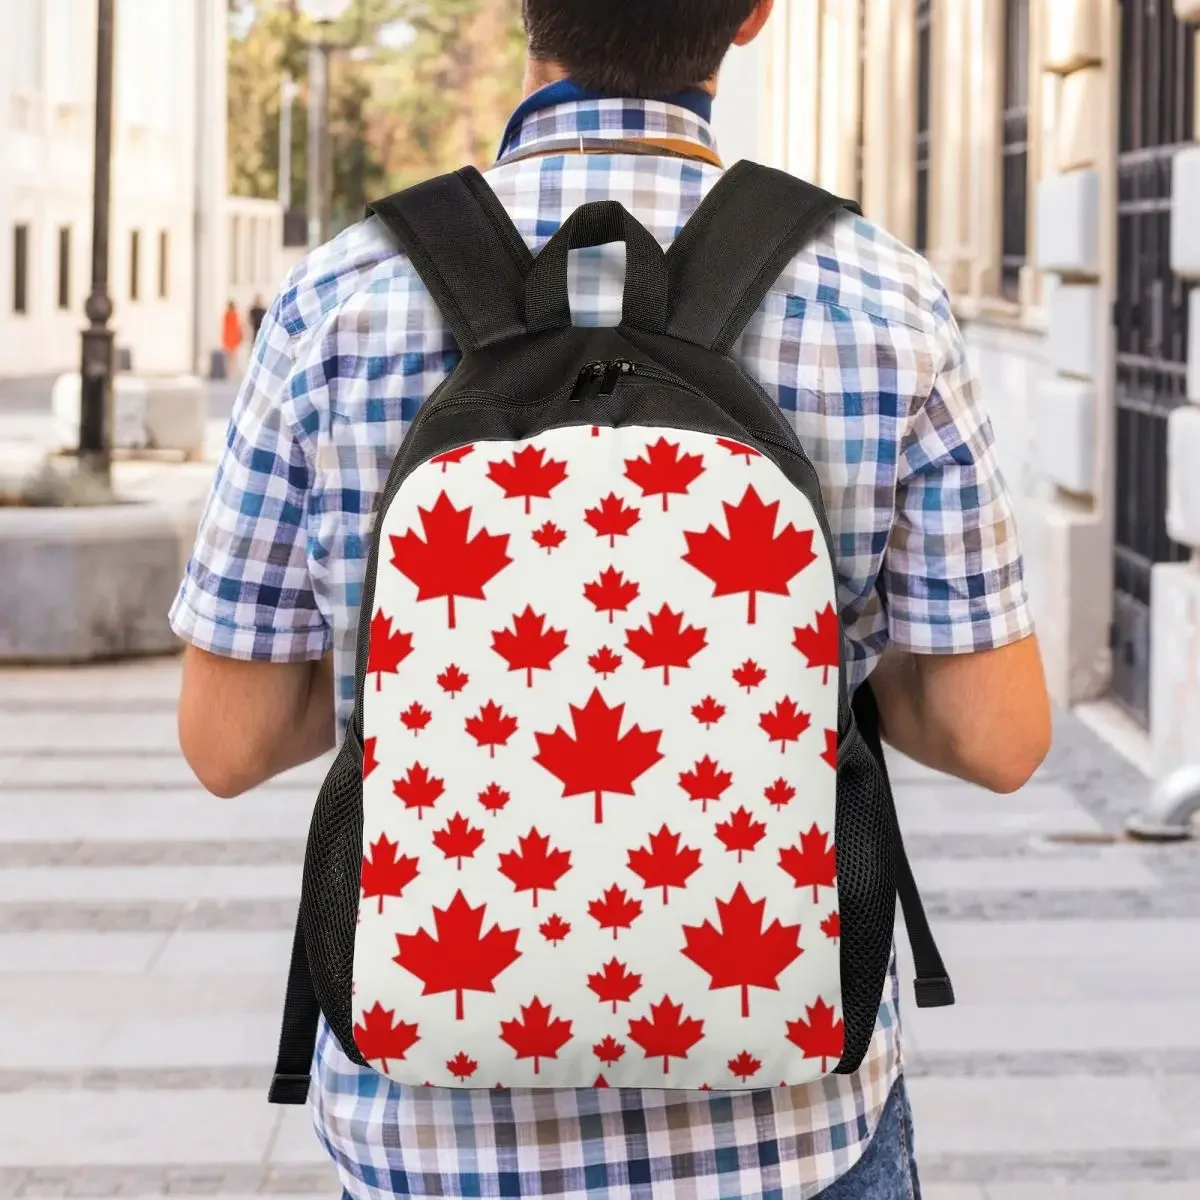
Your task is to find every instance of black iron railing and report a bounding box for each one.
[914,0,932,254]
[1000,0,1029,299]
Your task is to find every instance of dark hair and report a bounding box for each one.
[524,1,760,96]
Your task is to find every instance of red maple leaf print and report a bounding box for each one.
[390,492,512,628]
[624,438,705,511]
[678,755,733,813]
[360,833,419,913]
[821,729,838,769]
[477,782,510,816]
[446,1051,478,1080]
[584,493,641,547]
[691,696,726,728]
[779,824,837,903]
[362,736,379,780]
[491,607,568,688]
[465,700,519,758]
[715,807,767,863]
[716,437,762,462]
[587,646,623,678]
[759,698,812,752]
[437,663,469,698]
[821,911,841,942]
[764,778,796,810]
[498,828,572,907]
[732,659,767,691]
[400,702,432,734]
[588,884,643,940]
[366,610,413,691]
[682,884,804,1018]
[728,1050,763,1081]
[432,812,485,870]
[392,763,445,820]
[625,605,708,685]
[534,689,663,823]
[532,521,566,553]
[682,485,818,623]
[785,997,845,1073]
[587,957,643,1013]
[431,444,475,471]
[538,914,571,945]
[627,995,705,1075]
[353,1002,419,1074]
[393,890,521,1020]
[487,445,569,514]
[582,566,640,624]
[626,825,701,904]
[792,603,839,685]
[593,1035,627,1066]
[499,997,572,1075]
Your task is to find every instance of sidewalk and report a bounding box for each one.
[0,658,1197,1199]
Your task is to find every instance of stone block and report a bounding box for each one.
[1035,170,1100,276]
[1032,376,1095,492]
[1150,562,1200,777]
[1167,404,1200,547]
[1171,144,1200,279]
[1056,67,1106,171]
[1047,284,1101,377]
[1044,0,1104,74]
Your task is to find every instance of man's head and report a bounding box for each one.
[522,1,775,97]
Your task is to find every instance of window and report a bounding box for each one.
[230,215,240,286]
[13,224,30,314]
[57,226,71,310]
[1000,0,1030,299]
[914,0,933,254]
[129,229,141,301]
[158,229,169,299]
[248,219,258,287]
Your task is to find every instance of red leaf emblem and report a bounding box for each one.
[593,1035,627,1066]
[627,995,705,1075]
[587,646,623,678]
[624,605,708,685]
[785,997,844,1073]
[446,1051,478,1080]
[732,659,767,691]
[362,737,379,780]
[390,492,512,628]
[477,782,510,816]
[532,521,566,553]
[821,729,838,769]
[759,698,811,752]
[498,827,572,907]
[588,884,643,940]
[624,438,705,511]
[431,812,485,870]
[821,911,841,942]
[626,825,701,904]
[436,663,469,698]
[716,437,761,462]
[400,702,432,734]
[691,696,726,728]
[499,997,572,1075]
[714,807,767,863]
[353,1002,419,1074]
[538,913,571,945]
[360,834,419,913]
[681,884,804,1018]
[366,610,413,691]
[764,777,796,809]
[392,762,445,820]
[594,1073,609,1087]
[728,1050,763,1081]
[431,444,474,471]
[487,445,569,514]
[583,566,640,624]
[465,700,519,758]
[678,755,733,813]
[393,890,521,1020]
[683,485,818,623]
[792,603,839,685]
[779,824,837,902]
[534,689,664,824]
[584,492,641,547]
[587,957,643,1013]
[491,606,568,687]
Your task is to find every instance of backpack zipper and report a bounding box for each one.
[570,359,704,402]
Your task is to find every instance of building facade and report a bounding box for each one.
[732,0,1200,777]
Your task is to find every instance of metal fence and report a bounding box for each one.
[1111,0,1196,726]
[914,0,932,254]
[1000,0,1029,299]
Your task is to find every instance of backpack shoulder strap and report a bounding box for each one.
[367,166,534,353]
[665,160,861,354]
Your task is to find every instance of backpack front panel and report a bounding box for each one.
[354,420,843,1090]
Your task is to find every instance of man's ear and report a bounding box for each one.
[732,0,776,47]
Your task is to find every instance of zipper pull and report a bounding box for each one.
[598,360,635,397]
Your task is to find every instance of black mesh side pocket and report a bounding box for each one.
[832,715,897,1073]
[298,731,368,1066]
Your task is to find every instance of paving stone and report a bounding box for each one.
[151,931,294,977]
[894,782,1103,836]
[921,1188,988,1200]
[0,839,306,868]
[269,1105,331,1165]
[99,1015,280,1070]
[983,1186,1200,1199]
[0,1017,112,1070]
[908,853,1161,892]
[0,754,331,791]
[0,932,165,974]
[0,712,181,754]
[906,919,1200,962]
[0,865,303,904]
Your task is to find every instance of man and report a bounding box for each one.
[220,299,243,375]
[249,294,268,341]
[172,1,1051,1196]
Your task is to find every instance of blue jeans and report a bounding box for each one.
[817,1077,922,1199]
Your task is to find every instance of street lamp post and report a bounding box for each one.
[79,0,117,481]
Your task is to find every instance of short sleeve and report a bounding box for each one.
[169,298,330,663]
[882,299,1035,655]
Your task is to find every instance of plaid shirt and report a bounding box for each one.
[172,97,1032,1199]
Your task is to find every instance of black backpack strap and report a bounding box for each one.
[268,912,322,1104]
[366,166,534,352]
[852,680,956,1009]
[665,160,861,355]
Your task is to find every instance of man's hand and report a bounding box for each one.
[868,634,1051,793]
[178,646,337,798]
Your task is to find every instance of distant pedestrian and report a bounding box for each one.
[221,300,243,374]
[249,295,267,341]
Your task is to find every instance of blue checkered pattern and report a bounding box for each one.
[171,97,1033,1199]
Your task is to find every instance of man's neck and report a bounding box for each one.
[520,59,717,100]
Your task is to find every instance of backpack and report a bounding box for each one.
[268,161,953,1103]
